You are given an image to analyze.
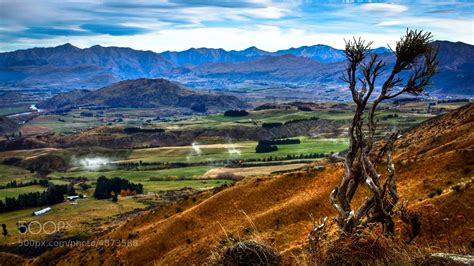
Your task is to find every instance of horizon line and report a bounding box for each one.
[2,39,467,54]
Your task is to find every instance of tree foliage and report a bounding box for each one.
[93,176,143,199]
[0,183,74,213]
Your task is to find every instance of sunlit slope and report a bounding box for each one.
[32,104,473,265]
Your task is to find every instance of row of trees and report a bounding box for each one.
[259,138,301,145]
[0,179,49,190]
[261,122,283,129]
[123,127,165,134]
[0,184,76,213]
[93,176,143,200]
[261,153,330,161]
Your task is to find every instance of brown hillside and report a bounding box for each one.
[31,103,474,265]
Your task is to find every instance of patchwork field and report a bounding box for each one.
[4,99,462,135]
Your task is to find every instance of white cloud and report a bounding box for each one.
[376,17,474,43]
[360,3,408,13]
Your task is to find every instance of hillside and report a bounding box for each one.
[431,41,474,95]
[37,78,246,111]
[30,103,473,265]
[0,117,19,135]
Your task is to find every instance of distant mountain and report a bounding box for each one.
[0,43,175,90]
[186,41,473,96]
[430,41,474,95]
[273,45,390,63]
[274,45,345,63]
[161,46,271,66]
[192,54,343,83]
[1,41,472,97]
[37,78,246,112]
[161,45,384,65]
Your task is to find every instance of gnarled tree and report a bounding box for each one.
[330,29,438,235]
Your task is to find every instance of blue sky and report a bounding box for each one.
[0,0,472,52]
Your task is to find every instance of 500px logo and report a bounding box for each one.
[17,221,73,235]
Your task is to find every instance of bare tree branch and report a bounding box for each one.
[329,29,438,235]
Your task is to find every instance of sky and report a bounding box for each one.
[0,0,473,52]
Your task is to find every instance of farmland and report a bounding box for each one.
[0,99,469,247]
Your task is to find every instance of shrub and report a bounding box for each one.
[261,122,282,129]
[284,117,319,125]
[78,182,91,190]
[190,103,208,113]
[451,185,461,193]
[212,240,281,265]
[123,127,165,134]
[215,172,244,181]
[224,110,249,117]
[255,144,278,153]
[428,188,442,198]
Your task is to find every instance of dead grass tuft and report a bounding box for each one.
[209,239,281,266]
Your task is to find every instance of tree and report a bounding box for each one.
[329,30,438,235]
[111,193,118,203]
[2,224,8,240]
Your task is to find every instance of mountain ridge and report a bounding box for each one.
[0,41,472,96]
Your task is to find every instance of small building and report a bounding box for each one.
[67,195,80,201]
[33,207,51,216]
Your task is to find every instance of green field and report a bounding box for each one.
[0,164,37,185]
[19,100,453,135]
[42,138,348,194]
[121,137,349,164]
[0,185,46,200]
[207,109,353,124]
[0,105,31,116]
[50,166,214,181]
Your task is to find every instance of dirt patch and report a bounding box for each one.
[202,164,307,178]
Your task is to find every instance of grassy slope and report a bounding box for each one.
[0,106,31,116]
[37,104,473,265]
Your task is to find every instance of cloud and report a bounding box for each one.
[360,3,408,13]
[0,0,472,52]
[80,23,150,36]
[169,0,266,9]
[25,27,93,38]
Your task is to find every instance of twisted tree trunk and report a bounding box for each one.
[328,30,438,235]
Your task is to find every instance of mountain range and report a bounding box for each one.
[0,41,472,97]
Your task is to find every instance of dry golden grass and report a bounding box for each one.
[201,164,306,178]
